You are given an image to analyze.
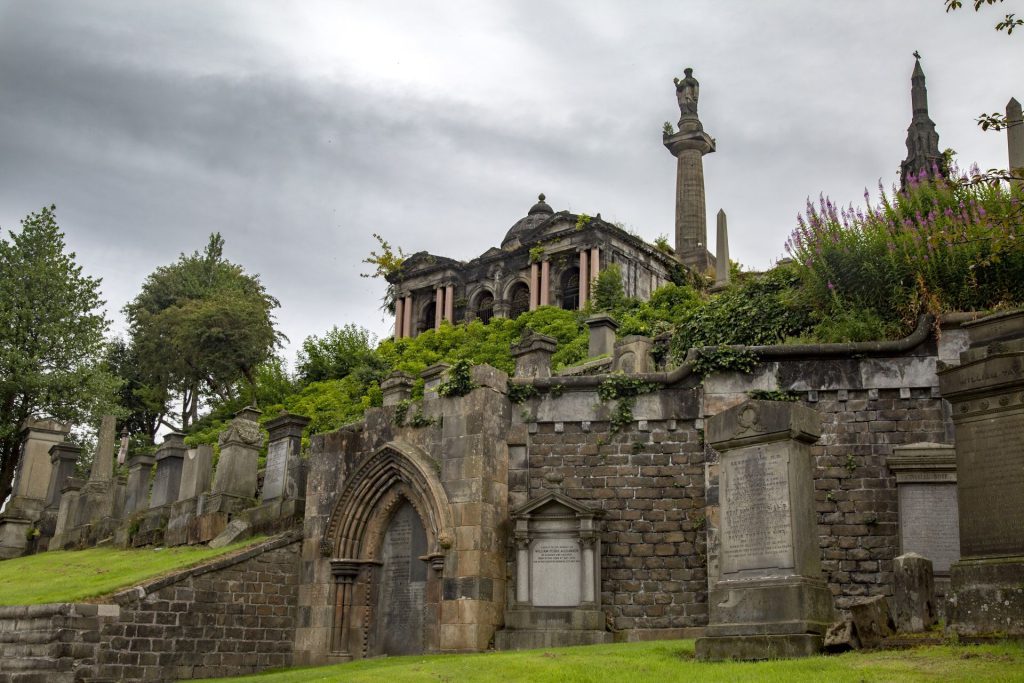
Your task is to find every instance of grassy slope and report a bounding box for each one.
[0,538,265,605]
[202,640,1024,683]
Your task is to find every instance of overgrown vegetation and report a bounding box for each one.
[597,374,658,433]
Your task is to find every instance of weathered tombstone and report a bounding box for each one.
[893,553,936,633]
[421,363,451,400]
[0,419,70,558]
[149,433,187,508]
[262,412,310,503]
[44,443,82,512]
[613,335,653,374]
[848,595,896,648]
[79,415,118,525]
[938,309,1024,636]
[511,333,557,379]
[208,407,263,506]
[888,443,959,602]
[375,501,428,656]
[495,492,611,650]
[696,400,834,660]
[586,314,618,358]
[177,445,213,501]
[49,477,84,551]
[208,517,251,549]
[122,453,155,515]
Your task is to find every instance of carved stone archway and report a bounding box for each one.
[322,442,453,658]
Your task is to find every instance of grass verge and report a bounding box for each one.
[0,537,266,605]
[200,640,1024,683]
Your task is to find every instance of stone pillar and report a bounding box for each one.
[123,453,155,515]
[44,443,81,511]
[209,407,263,503]
[49,477,84,550]
[1008,97,1023,189]
[539,260,550,306]
[403,294,413,339]
[664,91,715,272]
[613,336,653,374]
[511,333,558,379]
[262,412,311,503]
[149,433,187,508]
[445,284,455,322]
[6,418,71,514]
[589,247,600,296]
[394,296,404,339]
[578,250,589,308]
[79,415,118,524]
[381,371,414,406]
[529,263,539,310]
[434,288,444,329]
[586,314,618,358]
[696,400,834,660]
[421,363,451,400]
[938,309,1024,636]
[714,209,730,289]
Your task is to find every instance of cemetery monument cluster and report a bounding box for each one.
[0,58,1022,681]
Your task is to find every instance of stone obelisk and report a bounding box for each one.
[664,67,715,272]
[1008,97,1023,190]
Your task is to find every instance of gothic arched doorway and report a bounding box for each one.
[375,500,429,655]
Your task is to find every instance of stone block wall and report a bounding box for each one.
[0,603,120,683]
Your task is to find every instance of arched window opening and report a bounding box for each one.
[561,267,580,311]
[475,291,494,324]
[509,283,530,319]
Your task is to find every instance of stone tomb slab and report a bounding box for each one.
[376,501,427,656]
[530,537,582,607]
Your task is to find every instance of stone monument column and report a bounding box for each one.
[262,412,311,503]
[434,287,444,329]
[529,263,540,310]
[938,309,1024,636]
[445,284,454,322]
[714,209,730,289]
[1008,97,1023,189]
[123,453,155,514]
[696,400,834,660]
[577,250,589,307]
[403,294,413,339]
[394,297,404,339]
[664,67,715,272]
[209,406,263,507]
[80,414,118,524]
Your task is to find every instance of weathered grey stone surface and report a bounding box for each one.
[177,445,213,502]
[209,517,251,548]
[938,309,1024,636]
[512,333,557,379]
[1006,97,1022,189]
[714,208,729,288]
[123,454,155,515]
[893,552,936,633]
[586,315,618,358]
[848,595,895,648]
[262,412,310,502]
[613,336,652,374]
[696,400,834,661]
[44,442,81,510]
[823,619,860,653]
[211,407,262,499]
[381,371,414,406]
[149,433,186,509]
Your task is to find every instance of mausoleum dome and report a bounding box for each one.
[501,193,554,251]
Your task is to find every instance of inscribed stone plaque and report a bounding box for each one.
[262,439,288,501]
[954,410,1024,557]
[378,502,427,656]
[531,537,581,607]
[720,442,794,575]
[898,484,960,573]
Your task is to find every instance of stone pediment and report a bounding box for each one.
[511,491,601,520]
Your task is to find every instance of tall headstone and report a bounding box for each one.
[0,418,70,559]
[209,407,262,504]
[123,453,155,515]
[664,67,716,272]
[79,415,118,524]
[512,333,557,378]
[177,445,213,501]
[262,412,310,503]
[149,433,187,508]
[696,400,834,660]
[900,54,945,190]
[938,309,1024,636]
[49,477,84,551]
[713,209,730,289]
[44,443,82,511]
[1008,97,1023,190]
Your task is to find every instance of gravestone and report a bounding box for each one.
[79,415,118,525]
[149,433,186,508]
[376,501,427,656]
[44,443,82,511]
[495,492,611,650]
[178,445,213,501]
[888,443,958,601]
[123,454,155,515]
[49,477,84,551]
[893,553,936,633]
[938,309,1024,636]
[696,400,834,661]
[262,412,310,502]
[208,407,262,509]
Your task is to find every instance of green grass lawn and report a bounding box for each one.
[202,640,1024,683]
[0,537,265,605]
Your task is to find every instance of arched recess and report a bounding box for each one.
[472,289,494,324]
[505,280,531,319]
[322,442,453,658]
[560,266,581,310]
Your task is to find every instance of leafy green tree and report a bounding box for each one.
[124,233,282,430]
[0,206,117,503]
[103,337,169,443]
[297,324,378,383]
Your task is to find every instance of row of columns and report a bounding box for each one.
[394,284,455,339]
[577,246,600,308]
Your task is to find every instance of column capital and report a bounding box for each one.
[664,129,716,158]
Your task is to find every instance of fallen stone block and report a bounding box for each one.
[823,619,860,653]
[208,518,250,549]
[848,595,895,648]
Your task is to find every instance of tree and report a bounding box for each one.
[297,324,378,383]
[102,337,168,443]
[123,233,283,430]
[945,0,1023,35]
[0,206,117,504]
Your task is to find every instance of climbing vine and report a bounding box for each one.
[692,346,759,377]
[437,359,477,398]
[597,373,658,433]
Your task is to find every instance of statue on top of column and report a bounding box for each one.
[674,67,699,120]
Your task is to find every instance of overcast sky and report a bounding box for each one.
[0,1,1020,366]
